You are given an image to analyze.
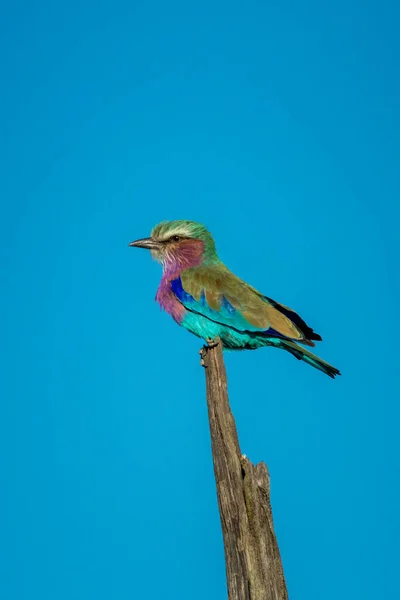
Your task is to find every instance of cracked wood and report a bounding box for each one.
[200,339,288,600]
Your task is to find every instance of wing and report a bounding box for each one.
[171,265,320,346]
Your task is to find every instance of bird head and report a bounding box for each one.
[129,220,218,270]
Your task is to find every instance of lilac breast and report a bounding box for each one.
[155,240,204,323]
[156,276,186,323]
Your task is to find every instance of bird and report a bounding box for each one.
[129,220,340,378]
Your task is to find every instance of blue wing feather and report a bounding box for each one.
[171,277,286,339]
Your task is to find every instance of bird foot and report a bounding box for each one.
[199,338,219,367]
[206,337,219,348]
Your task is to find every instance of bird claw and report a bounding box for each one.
[206,337,219,348]
[199,338,220,367]
[199,338,219,367]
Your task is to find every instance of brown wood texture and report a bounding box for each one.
[200,339,288,600]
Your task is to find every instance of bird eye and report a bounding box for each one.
[172,235,180,242]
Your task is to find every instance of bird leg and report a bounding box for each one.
[199,338,219,367]
[206,337,219,348]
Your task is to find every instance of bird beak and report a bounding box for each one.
[128,237,160,250]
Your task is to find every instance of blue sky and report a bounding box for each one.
[1,1,399,598]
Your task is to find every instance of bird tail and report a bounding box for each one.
[279,340,341,379]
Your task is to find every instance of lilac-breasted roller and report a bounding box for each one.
[129,220,340,378]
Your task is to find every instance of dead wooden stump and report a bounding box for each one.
[200,338,288,600]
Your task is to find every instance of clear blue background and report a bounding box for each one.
[1,1,399,598]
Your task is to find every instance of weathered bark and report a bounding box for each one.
[200,338,288,600]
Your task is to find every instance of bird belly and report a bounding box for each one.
[181,312,269,350]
